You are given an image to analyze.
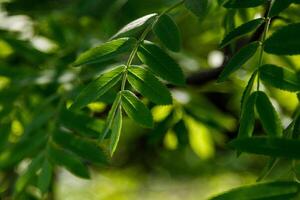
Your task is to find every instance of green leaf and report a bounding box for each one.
[264,23,300,55]
[109,106,122,156]
[185,0,209,19]
[137,41,185,85]
[153,14,181,52]
[220,18,264,48]
[255,91,282,137]
[269,0,292,17]
[60,109,105,138]
[259,64,300,92]
[48,144,90,179]
[53,130,107,164]
[240,71,257,110]
[73,38,136,66]
[121,90,153,127]
[127,66,172,105]
[238,92,257,138]
[0,122,11,151]
[293,114,300,139]
[111,13,157,39]
[224,0,267,8]
[14,154,44,194]
[229,137,300,159]
[218,41,260,82]
[70,66,125,110]
[37,159,52,194]
[210,181,299,200]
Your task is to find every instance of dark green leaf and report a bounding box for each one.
[128,66,172,105]
[0,122,11,151]
[255,91,282,137]
[153,14,181,52]
[264,23,300,55]
[229,137,300,159]
[73,38,136,66]
[70,65,124,110]
[269,0,292,17]
[53,130,107,164]
[37,159,52,194]
[109,106,122,156]
[220,18,264,48]
[210,181,299,200]
[238,92,257,138]
[48,144,90,179]
[293,114,300,139]
[137,41,185,85]
[14,155,43,194]
[240,71,257,110]
[185,0,209,19]
[121,90,153,127]
[224,0,267,8]
[111,13,157,39]
[259,64,300,92]
[218,42,260,82]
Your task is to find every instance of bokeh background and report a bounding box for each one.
[0,0,300,199]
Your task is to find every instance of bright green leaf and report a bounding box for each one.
[255,91,282,137]
[220,18,264,48]
[153,14,181,52]
[218,41,260,82]
[70,66,124,110]
[121,90,153,127]
[259,64,300,92]
[128,66,172,105]
[210,181,299,200]
[137,41,185,85]
[109,106,122,156]
[111,13,157,39]
[264,23,300,55]
[73,38,136,66]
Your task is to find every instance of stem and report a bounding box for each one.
[256,0,274,91]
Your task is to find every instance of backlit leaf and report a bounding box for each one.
[109,106,122,156]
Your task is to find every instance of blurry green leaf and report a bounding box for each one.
[48,144,90,179]
[121,90,153,127]
[60,109,105,138]
[111,13,157,39]
[137,41,185,85]
[224,0,267,8]
[71,66,124,110]
[229,137,300,159]
[37,159,52,194]
[210,181,299,200]
[240,71,257,110]
[53,130,107,164]
[73,38,136,66]
[259,64,300,92]
[269,0,292,17]
[153,14,181,52]
[264,23,300,55]
[15,154,43,194]
[220,18,264,48]
[109,106,122,156]
[185,0,209,19]
[218,42,260,82]
[173,119,189,146]
[255,91,282,137]
[238,92,257,138]
[128,66,172,105]
[0,122,11,151]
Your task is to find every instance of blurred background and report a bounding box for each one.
[0,0,300,199]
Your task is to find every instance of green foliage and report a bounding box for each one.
[264,23,300,55]
[238,92,256,138]
[37,159,52,194]
[224,0,267,8]
[210,181,300,200]
[259,64,300,92]
[269,0,292,17]
[73,38,136,66]
[127,66,172,105]
[218,41,260,82]
[220,18,264,48]
[184,0,209,19]
[255,91,282,137]
[109,106,122,156]
[137,41,185,85]
[153,14,181,52]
